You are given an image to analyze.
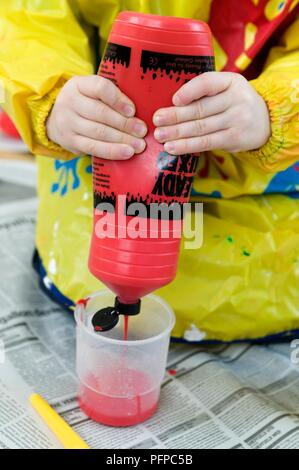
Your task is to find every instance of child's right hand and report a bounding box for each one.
[46,75,147,159]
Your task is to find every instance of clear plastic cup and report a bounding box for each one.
[75,290,175,427]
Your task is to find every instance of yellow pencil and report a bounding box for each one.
[30,393,89,449]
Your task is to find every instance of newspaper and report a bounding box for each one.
[1,197,299,449]
[0,361,61,449]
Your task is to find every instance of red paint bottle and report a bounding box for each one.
[89,12,214,312]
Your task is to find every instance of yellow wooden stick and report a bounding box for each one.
[30,393,89,449]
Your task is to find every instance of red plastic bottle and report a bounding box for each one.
[89,12,214,308]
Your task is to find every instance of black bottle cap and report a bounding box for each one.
[114,297,141,315]
[91,307,119,332]
[91,297,141,333]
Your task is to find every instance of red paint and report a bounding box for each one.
[123,315,129,341]
[89,12,214,304]
[168,369,177,376]
[78,370,159,426]
[77,298,89,308]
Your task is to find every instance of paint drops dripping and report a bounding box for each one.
[168,369,177,376]
[124,315,129,341]
[242,250,250,257]
[152,73,157,80]
[226,235,234,244]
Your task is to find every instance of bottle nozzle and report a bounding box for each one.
[114,297,141,315]
[91,297,141,333]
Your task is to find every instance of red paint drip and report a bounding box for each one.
[78,371,159,426]
[77,297,90,308]
[123,315,129,341]
[168,369,177,376]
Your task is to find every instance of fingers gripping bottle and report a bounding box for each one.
[89,12,214,321]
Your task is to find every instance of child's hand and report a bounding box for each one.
[153,72,271,154]
[46,75,147,159]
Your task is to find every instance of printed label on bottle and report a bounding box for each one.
[99,43,131,86]
[94,44,214,220]
[93,152,198,220]
[140,50,215,77]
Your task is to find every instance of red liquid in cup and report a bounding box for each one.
[89,12,214,305]
[78,315,160,426]
[78,369,159,426]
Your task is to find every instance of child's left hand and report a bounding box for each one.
[153,72,271,154]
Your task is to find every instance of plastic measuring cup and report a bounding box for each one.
[75,290,175,427]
